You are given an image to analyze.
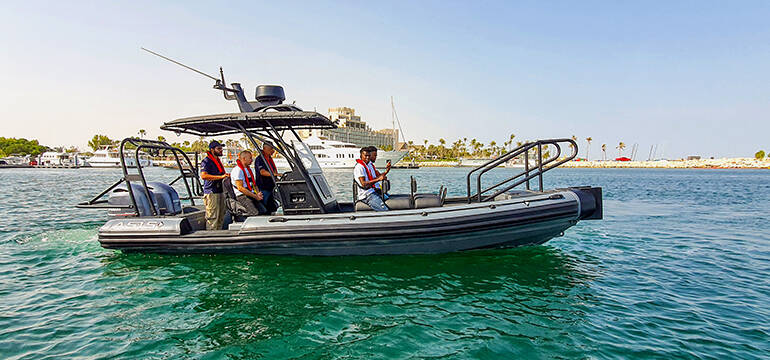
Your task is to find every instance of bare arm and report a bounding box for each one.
[201,171,229,181]
[235,179,263,200]
[375,163,392,177]
[259,169,280,178]
[358,175,384,189]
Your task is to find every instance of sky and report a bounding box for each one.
[1,1,768,158]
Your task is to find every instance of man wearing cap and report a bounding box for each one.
[200,140,229,230]
[254,142,280,214]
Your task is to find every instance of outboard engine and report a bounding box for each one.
[107,183,159,217]
[147,182,182,215]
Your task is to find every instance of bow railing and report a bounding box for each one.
[466,138,578,202]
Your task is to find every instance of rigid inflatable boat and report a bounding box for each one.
[77,54,602,255]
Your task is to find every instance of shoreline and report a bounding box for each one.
[560,158,770,169]
[407,158,770,169]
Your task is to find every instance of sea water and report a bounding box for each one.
[0,167,768,359]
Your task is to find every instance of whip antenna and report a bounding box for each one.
[141,47,219,82]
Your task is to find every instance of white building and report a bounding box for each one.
[298,107,398,149]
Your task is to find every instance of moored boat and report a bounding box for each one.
[273,136,408,169]
[87,147,153,168]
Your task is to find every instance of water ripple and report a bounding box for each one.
[0,168,769,359]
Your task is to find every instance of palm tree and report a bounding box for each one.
[616,142,626,158]
[601,144,607,160]
[569,135,577,155]
[138,129,146,139]
[157,135,166,143]
[585,137,592,160]
[451,139,463,158]
[474,142,484,158]
[191,136,208,153]
[508,133,516,151]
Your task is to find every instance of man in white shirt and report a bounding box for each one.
[354,147,389,211]
[366,146,391,199]
[231,150,265,215]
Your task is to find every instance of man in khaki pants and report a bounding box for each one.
[200,140,229,230]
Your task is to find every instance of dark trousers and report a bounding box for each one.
[260,190,278,214]
[236,194,267,216]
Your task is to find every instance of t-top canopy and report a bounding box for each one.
[160,111,336,136]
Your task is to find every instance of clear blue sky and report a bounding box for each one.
[1,1,768,158]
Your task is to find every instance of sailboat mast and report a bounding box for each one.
[391,96,396,149]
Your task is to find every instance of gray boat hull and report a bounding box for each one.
[97,188,601,255]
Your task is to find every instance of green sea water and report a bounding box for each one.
[0,167,768,359]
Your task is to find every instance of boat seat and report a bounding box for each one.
[355,194,413,211]
[222,177,250,221]
[410,176,446,208]
[415,194,442,208]
[353,176,445,211]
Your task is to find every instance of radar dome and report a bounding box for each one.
[255,85,285,103]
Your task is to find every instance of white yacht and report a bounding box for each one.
[39,152,79,166]
[87,148,152,168]
[274,136,407,169]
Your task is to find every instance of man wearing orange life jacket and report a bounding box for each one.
[354,147,389,211]
[230,150,266,215]
[366,146,391,200]
[200,140,229,230]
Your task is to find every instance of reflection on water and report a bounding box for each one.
[94,247,596,358]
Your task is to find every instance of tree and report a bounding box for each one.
[569,135,577,155]
[88,135,114,151]
[472,141,483,158]
[616,142,626,157]
[190,137,208,153]
[138,129,146,139]
[451,139,463,158]
[585,137,592,160]
[488,140,497,158]
[157,136,166,143]
[240,134,254,150]
[756,150,766,159]
[0,137,48,156]
[601,144,607,160]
